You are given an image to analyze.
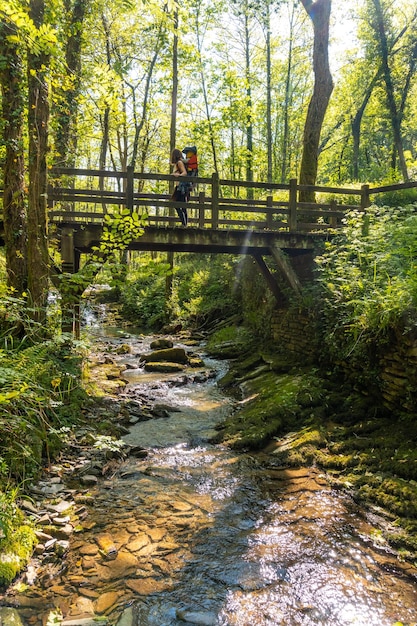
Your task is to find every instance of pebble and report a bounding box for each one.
[80,475,98,486]
[176,609,218,625]
[95,590,120,614]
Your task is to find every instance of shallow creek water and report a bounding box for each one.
[4,325,417,626]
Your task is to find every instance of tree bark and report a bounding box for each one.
[281,2,296,183]
[351,71,381,180]
[54,0,89,166]
[299,0,333,202]
[0,19,28,294]
[244,9,254,198]
[195,0,219,174]
[372,0,408,181]
[265,2,273,183]
[27,0,50,324]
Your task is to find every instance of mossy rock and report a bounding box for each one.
[144,362,186,373]
[0,525,37,587]
[140,347,189,364]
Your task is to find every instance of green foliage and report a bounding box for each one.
[315,204,417,362]
[0,337,88,481]
[0,285,41,349]
[174,255,240,325]
[58,210,147,303]
[94,210,147,259]
[120,253,240,330]
[121,256,171,329]
[0,489,36,586]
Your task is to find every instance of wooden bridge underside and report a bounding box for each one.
[64,223,321,255]
[60,223,324,302]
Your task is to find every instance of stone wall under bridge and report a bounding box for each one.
[270,307,417,415]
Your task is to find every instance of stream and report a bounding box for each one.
[2,317,417,626]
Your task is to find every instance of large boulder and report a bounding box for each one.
[140,347,189,364]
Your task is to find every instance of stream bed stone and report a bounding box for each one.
[2,330,417,625]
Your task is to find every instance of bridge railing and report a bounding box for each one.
[47,167,371,233]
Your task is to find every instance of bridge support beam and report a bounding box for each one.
[269,245,302,295]
[58,228,82,336]
[253,254,286,305]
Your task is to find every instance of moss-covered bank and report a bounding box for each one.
[208,343,417,563]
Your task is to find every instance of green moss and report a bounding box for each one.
[213,370,324,449]
[0,525,36,586]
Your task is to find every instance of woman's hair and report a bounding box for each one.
[171,148,183,164]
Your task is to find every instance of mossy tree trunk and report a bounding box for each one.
[27,0,50,326]
[299,0,333,202]
[0,19,28,295]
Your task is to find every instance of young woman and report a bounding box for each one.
[171,148,188,226]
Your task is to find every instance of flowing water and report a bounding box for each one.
[3,318,417,626]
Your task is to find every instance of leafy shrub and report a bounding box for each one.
[315,204,417,362]
[0,337,87,481]
[120,253,240,329]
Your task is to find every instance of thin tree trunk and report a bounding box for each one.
[27,0,50,324]
[299,0,333,202]
[99,13,112,211]
[167,5,179,305]
[265,1,272,183]
[245,10,254,199]
[195,1,219,174]
[372,0,409,181]
[281,3,296,183]
[54,0,89,166]
[351,71,381,180]
[0,19,28,294]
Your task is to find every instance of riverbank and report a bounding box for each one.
[206,340,417,564]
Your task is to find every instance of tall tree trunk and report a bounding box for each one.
[167,5,179,305]
[27,0,50,324]
[0,19,28,294]
[351,71,381,180]
[281,2,296,183]
[265,1,273,183]
[99,13,112,211]
[299,0,333,202]
[54,0,89,166]
[129,36,162,169]
[245,10,254,199]
[372,0,408,181]
[195,0,219,174]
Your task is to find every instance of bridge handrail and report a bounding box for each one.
[46,168,368,234]
[23,167,411,235]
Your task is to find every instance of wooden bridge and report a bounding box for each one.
[45,166,377,300]
[2,167,416,302]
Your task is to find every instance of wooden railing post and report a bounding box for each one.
[126,165,134,212]
[266,195,273,230]
[199,191,206,228]
[330,199,337,228]
[361,184,370,211]
[289,178,297,232]
[211,171,219,229]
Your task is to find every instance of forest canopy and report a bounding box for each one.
[1,0,416,187]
